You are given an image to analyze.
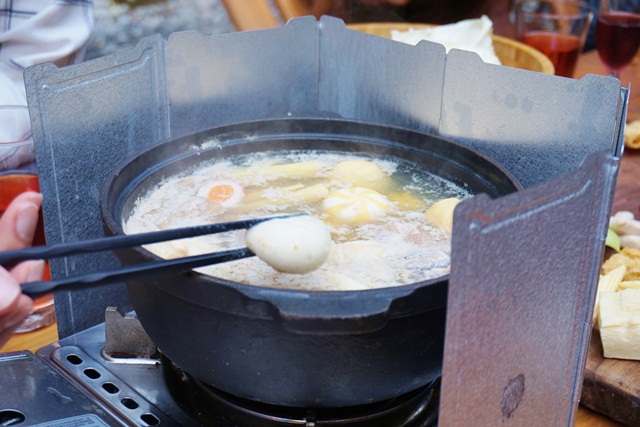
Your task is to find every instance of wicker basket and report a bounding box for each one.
[347,22,555,75]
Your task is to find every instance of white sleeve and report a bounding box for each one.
[0,0,94,168]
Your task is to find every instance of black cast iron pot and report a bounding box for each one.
[100,118,522,408]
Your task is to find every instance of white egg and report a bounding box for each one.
[245,215,332,274]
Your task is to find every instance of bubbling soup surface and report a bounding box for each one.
[124,150,472,290]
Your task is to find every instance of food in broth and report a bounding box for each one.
[245,215,332,274]
[124,151,470,291]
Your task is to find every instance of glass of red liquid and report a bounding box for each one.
[0,106,56,333]
[515,0,593,78]
[595,0,640,79]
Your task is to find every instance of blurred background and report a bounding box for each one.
[85,0,529,60]
[86,0,235,60]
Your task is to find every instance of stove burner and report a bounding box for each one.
[164,359,439,426]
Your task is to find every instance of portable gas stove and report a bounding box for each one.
[8,14,627,427]
[0,308,439,427]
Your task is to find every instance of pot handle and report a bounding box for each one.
[257,291,412,335]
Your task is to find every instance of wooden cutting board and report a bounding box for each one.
[579,149,640,426]
[582,332,640,426]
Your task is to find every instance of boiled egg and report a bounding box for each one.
[245,215,332,274]
[424,197,461,232]
[197,180,244,207]
[323,187,390,225]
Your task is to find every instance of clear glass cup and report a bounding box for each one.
[515,0,593,77]
[0,106,56,333]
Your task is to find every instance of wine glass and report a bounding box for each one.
[595,0,640,79]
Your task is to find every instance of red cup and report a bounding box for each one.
[0,172,56,332]
[0,105,55,332]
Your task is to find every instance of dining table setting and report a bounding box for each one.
[1,8,640,425]
[571,49,640,427]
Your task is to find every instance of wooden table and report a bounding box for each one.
[1,321,57,353]
[1,49,639,427]
[572,144,640,427]
[571,50,640,427]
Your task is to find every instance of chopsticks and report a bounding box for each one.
[0,214,300,298]
[0,215,299,266]
[20,247,255,298]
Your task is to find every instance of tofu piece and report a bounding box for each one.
[599,288,640,360]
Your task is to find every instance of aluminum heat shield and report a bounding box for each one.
[439,150,619,426]
[23,16,624,336]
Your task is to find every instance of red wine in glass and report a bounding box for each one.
[522,32,582,77]
[596,11,640,78]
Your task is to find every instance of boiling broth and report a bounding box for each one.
[125,151,472,290]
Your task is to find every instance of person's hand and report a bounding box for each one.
[0,191,45,347]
